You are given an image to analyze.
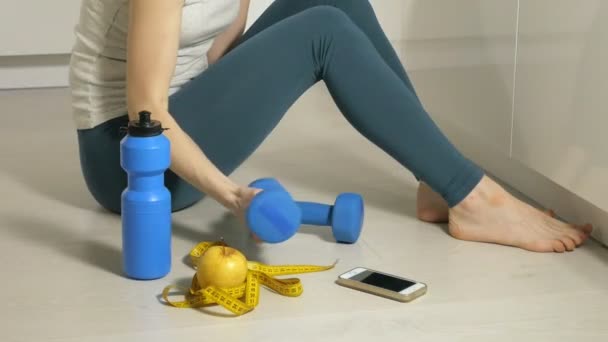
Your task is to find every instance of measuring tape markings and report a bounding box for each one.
[162,241,337,316]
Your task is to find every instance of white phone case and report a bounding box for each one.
[336,267,427,302]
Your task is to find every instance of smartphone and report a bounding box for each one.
[336,267,427,302]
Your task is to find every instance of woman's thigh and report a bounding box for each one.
[166,8,331,176]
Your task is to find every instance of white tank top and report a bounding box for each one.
[69,0,240,129]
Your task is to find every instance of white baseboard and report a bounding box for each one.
[435,116,608,247]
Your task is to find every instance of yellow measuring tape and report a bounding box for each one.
[162,240,337,316]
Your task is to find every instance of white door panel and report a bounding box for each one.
[512,0,608,212]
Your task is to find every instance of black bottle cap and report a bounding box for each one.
[125,111,167,137]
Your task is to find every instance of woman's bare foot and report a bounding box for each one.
[416,182,449,223]
[416,182,556,224]
[448,175,593,252]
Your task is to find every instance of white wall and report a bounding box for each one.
[400,0,608,245]
[0,1,81,56]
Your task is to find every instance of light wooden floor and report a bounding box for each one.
[1,84,607,342]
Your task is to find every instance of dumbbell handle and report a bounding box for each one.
[297,201,332,226]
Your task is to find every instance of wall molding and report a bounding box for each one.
[0,54,70,89]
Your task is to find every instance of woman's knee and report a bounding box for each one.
[301,5,354,31]
[79,172,124,214]
[333,0,372,10]
[297,5,368,47]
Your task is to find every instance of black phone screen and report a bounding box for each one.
[353,271,416,292]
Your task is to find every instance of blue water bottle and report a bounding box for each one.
[120,111,171,280]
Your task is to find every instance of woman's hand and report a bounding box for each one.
[228,186,263,242]
[230,186,262,221]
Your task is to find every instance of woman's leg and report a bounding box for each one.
[170,7,479,208]
[78,6,590,252]
[239,0,420,100]
[173,6,590,252]
[78,116,131,213]
[238,0,447,221]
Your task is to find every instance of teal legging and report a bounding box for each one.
[76,0,484,213]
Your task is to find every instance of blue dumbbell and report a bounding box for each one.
[297,194,364,243]
[246,178,302,243]
[246,178,364,244]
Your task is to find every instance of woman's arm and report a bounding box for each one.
[126,0,241,210]
[207,0,251,64]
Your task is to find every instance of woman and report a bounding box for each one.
[69,0,592,252]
